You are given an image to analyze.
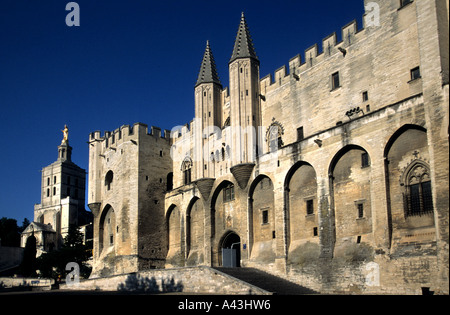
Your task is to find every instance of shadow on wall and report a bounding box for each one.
[117,273,184,293]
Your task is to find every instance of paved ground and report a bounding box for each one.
[0,288,218,295]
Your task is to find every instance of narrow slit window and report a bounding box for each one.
[357,203,364,218]
[362,91,369,102]
[297,127,304,141]
[331,72,340,90]
[306,199,314,215]
[313,227,318,237]
[361,152,370,168]
[262,209,269,225]
[105,171,114,191]
[182,159,192,185]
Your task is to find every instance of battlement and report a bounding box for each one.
[260,19,363,91]
[168,121,193,146]
[89,122,171,149]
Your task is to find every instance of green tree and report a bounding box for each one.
[19,218,31,233]
[0,217,20,247]
[37,225,92,279]
[20,234,37,277]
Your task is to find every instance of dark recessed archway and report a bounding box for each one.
[219,231,241,267]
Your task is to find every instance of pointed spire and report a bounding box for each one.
[230,12,259,64]
[195,40,221,87]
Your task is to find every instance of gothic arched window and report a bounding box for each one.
[105,170,114,191]
[402,162,433,217]
[267,122,284,152]
[181,158,192,185]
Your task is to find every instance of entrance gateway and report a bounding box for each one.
[221,232,241,267]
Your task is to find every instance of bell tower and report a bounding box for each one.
[34,125,90,246]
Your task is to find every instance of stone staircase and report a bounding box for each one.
[213,267,317,295]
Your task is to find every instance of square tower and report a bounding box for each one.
[22,126,91,255]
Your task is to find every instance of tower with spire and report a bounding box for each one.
[194,40,223,178]
[191,12,261,181]
[228,12,261,165]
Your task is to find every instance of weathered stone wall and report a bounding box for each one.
[162,0,448,294]
[88,0,449,294]
[88,124,172,276]
[137,126,172,270]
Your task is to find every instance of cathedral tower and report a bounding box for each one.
[21,126,92,255]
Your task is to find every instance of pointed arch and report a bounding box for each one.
[401,160,433,217]
[384,124,433,247]
[181,157,193,185]
[328,144,370,177]
[284,161,315,190]
[210,180,235,211]
[165,204,183,267]
[166,204,180,250]
[248,174,276,262]
[329,144,372,255]
[266,120,285,152]
[384,124,427,159]
[105,170,114,191]
[99,204,115,255]
[186,196,204,264]
[284,161,318,258]
[210,180,237,266]
[218,230,241,267]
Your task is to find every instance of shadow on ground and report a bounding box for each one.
[117,273,183,294]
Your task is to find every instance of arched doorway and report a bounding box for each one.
[220,232,241,267]
[210,180,237,266]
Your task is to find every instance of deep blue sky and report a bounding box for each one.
[0,0,365,224]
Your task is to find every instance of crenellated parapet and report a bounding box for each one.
[87,122,173,206]
[259,19,362,94]
[169,122,193,146]
[89,122,171,152]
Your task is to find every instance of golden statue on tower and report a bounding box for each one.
[61,124,69,144]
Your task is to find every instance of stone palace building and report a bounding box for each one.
[86,0,449,294]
